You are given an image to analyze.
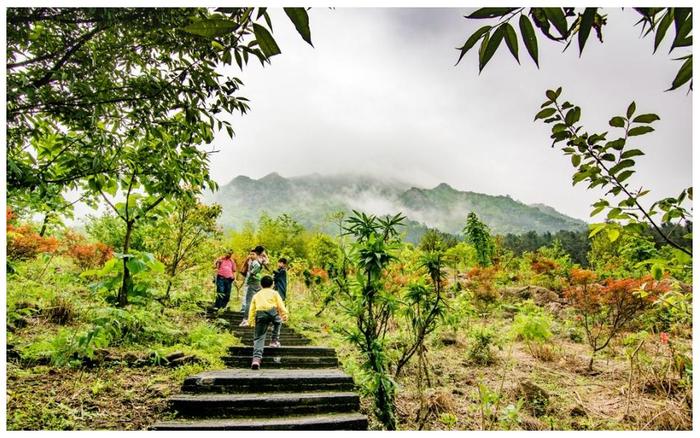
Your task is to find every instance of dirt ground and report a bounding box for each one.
[391,335,692,431]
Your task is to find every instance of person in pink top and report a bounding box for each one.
[213,250,237,311]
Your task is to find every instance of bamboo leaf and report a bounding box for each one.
[253,23,281,58]
[519,15,539,67]
[284,8,313,47]
[578,8,597,55]
[456,26,491,64]
[479,25,504,72]
[503,23,519,63]
[467,8,518,19]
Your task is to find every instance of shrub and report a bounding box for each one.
[468,325,497,365]
[512,312,555,361]
[42,295,77,325]
[565,269,670,370]
[67,242,113,270]
[7,223,59,261]
[466,266,500,311]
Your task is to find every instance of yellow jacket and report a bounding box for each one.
[248,288,288,327]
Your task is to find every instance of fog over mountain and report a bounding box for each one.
[207,172,586,241]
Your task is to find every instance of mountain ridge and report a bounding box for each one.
[208,173,587,239]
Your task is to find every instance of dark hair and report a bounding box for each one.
[261,275,274,288]
[254,245,265,255]
[278,257,288,265]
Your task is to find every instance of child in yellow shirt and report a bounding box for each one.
[248,275,288,369]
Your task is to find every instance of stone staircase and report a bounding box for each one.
[152,310,368,430]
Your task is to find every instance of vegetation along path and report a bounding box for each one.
[152,310,368,430]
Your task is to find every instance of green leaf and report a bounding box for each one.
[183,17,239,38]
[609,159,635,175]
[534,107,556,121]
[457,26,491,64]
[578,8,597,55]
[253,23,281,59]
[607,228,620,242]
[628,126,655,136]
[571,155,581,167]
[609,116,626,128]
[590,204,605,217]
[503,23,519,63]
[544,8,568,38]
[607,138,626,150]
[668,56,692,91]
[519,15,539,67]
[467,8,518,19]
[651,264,663,280]
[620,149,645,159]
[479,25,504,72]
[284,8,313,47]
[589,223,607,238]
[617,170,634,182]
[671,8,692,51]
[626,101,636,118]
[632,113,660,123]
[654,10,673,53]
[126,257,148,275]
[565,107,581,125]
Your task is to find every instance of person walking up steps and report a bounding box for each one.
[273,257,288,301]
[239,246,268,326]
[212,250,236,311]
[248,275,288,369]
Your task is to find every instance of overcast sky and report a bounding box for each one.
[206,7,692,222]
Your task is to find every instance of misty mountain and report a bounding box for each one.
[208,173,587,240]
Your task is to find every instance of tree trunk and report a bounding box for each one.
[118,220,134,307]
[164,262,177,302]
[39,213,51,237]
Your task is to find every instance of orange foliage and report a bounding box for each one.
[569,268,597,285]
[310,267,329,281]
[62,230,113,269]
[6,210,60,260]
[531,257,558,274]
[67,242,113,270]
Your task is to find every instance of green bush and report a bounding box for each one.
[468,325,497,365]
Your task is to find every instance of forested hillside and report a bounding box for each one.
[210,173,586,237]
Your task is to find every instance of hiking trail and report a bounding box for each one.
[151,310,368,430]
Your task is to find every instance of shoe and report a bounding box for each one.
[239,320,249,327]
[269,340,281,348]
[251,358,261,370]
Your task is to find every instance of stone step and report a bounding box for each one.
[228,346,336,358]
[168,391,359,417]
[182,369,355,394]
[230,330,306,338]
[223,355,339,369]
[152,412,368,430]
[230,327,299,334]
[234,338,311,346]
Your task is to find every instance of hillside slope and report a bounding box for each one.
[208,173,586,237]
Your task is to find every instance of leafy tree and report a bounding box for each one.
[456,7,692,91]
[143,199,222,301]
[418,228,458,252]
[308,233,341,270]
[394,251,447,377]
[463,212,494,267]
[257,213,308,259]
[7,7,312,226]
[566,269,669,370]
[85,212,148,253]
[336,211,406,430]
[535,89,692,265]
[87,129,213,306]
